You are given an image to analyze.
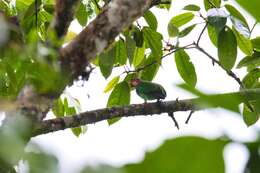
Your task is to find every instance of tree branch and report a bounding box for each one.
[32,88,260,136]
[59,0,152,81]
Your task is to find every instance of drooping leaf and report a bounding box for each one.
[104,76,120,93]
[125,36,136,65]
[107,81,131,125]
[133,28,144,48]
[76,2,88,26]
[99,46,116,79]
[217,27,237,70]
[143,27,162,57]
[183,4,200,11]
[204,0,221,10]
[114,39,127,65]
[143,10,158,31]
[133,43,146,68]
[175,50,197,87]
[232,28,253,56]
[207,8,227,31]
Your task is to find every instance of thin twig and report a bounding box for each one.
[185,110,194,124]
[197,23,208,45]
[250,21,258,38]
[168,112,179,129]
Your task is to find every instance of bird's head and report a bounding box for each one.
[130,78,141,87]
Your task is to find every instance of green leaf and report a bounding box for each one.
[204,0,221,10]
[178,24,196,38]
[243,103,260,126]
[16,0,34,12]
[167,24,179,37]
[143,10,158,31]
[126,36,136,65]
[126,136,227,173]
[26,152,58,173]
[183,4,200,11]
[103,76,120,93]
[218,27,237,70]
[175,50,197,87]
[242,68,260,89]
[76,2,88,26]
[232,28,253,56]
[107,81,131,125]
[71,127,82,137]
[115,39,127,65]
[133,43,146,67]
[224,4,249,29]
[237,56,260,69]
[99,47,116,79]
[140,55,160,81]
[143,27,162,57]
[168,12,194,29]
[207,24,218,46]
[207,8,227,32]
[235,0,260,22]
[251,37,260,51]
[52,98,65,117]
[133,28,144,47]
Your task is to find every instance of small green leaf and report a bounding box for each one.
[143,27,162,57]
[107,81,131,125]
[99,46,116,79]
[71,127,82,137]
[168,12,194,28]
[204,0,221,10]
[218,27,237,70]
[76,2,88,26]
[114,39,127,65]
[232,28,253,56]
[183,4,200,11]
[175,50,197,87]
[143,10,158,31]
[178,24,196,38]
[103,76,120,93]
[251,37,260,51]
[242,68,260,89]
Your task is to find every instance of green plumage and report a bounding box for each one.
[136,81,166,101]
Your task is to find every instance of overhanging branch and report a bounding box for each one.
[32,88,260,136]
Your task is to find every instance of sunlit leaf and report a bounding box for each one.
[143,11,158,31]
[175,50,197,87]
[204,0,221,10]
[104,76,120,93]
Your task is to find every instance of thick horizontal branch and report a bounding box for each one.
[32,88,260,136]
[59,0,152,80]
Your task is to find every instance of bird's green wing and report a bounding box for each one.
[136,81,166,100]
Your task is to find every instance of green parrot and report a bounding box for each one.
[130,78,167,102]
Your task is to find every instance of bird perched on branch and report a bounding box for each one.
[130,78,167,102]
